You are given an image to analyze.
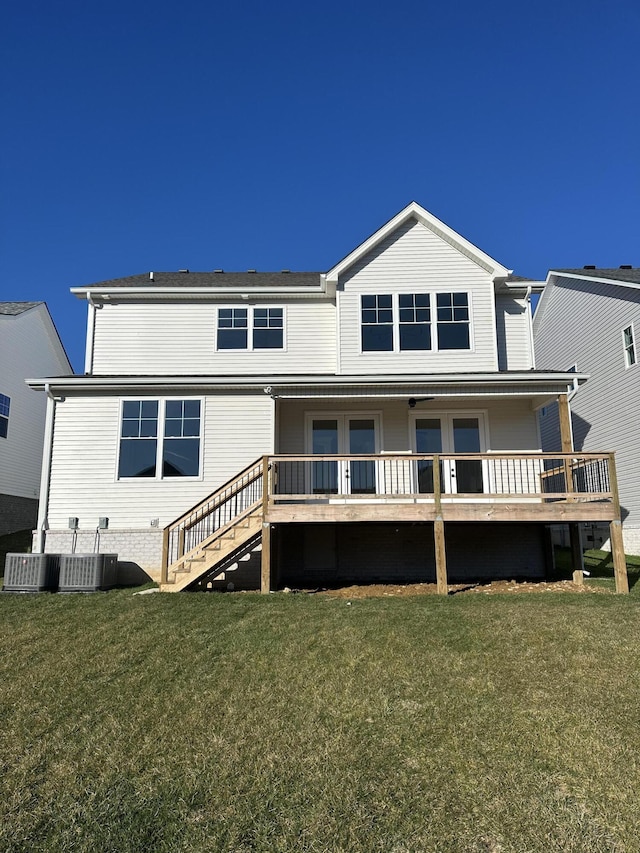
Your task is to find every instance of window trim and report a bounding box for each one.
[0,393,9,439]
[116,397,204,482]
[622,323,637,369]
[359,292,473,354]
[215,306,286,352]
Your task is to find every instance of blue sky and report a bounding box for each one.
[2,0,639,372]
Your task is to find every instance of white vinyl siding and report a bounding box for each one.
[0,305,71,500]
[91,300,336,375]
[46,393,274,529]
[337,220,498,374]
[496,295,533,370]
[534,276,640,550]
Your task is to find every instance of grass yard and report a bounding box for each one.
[2,574,640,853]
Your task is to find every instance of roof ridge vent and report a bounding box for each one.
[213,269,224,273]
[247,269,256,273]
[583,265,596,270]
[178,269,189,274]
[281,269,290,273]
[620,265,633,270]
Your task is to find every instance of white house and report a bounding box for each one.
[27,204,629,592]
[534,267,640,555]
[0,302,71,536]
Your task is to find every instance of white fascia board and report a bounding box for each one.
[26,371,588,395]
[326,201,512,282]
[70,285,328,301]
[547,271,640,291]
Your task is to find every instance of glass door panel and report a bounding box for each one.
[451,417,483,493]
[348,419,376,494]
[415,418,443,493]
[312,419,338,494]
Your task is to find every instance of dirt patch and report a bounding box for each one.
[304,580,609,599]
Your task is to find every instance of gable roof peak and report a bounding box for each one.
[326,202,511,282]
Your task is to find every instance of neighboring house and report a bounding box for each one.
[0,302,72,536]
[27,204,629,592]
[534,267,640,555]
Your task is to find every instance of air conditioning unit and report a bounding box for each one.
[3,554,61,592]
[58,554,118,592]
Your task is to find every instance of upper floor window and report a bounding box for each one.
[399,294,431,350]
[216,307,284,351]
[118,399,201,479]
[0,393,9,438]
[361,295,393,351]
[623,325,636,368]
[361,292,470,353]
[436,293,470,350]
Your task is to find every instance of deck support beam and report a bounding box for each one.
[434,518,448,595]
[610,520,629,594]
[261,522,271,594]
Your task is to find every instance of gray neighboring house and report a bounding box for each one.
[0,302,72,536]
[533,267,640,555]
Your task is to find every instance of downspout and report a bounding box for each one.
[525,286,536,368]
[85,294,98,374]
[35,385,57,553]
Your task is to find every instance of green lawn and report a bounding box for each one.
[2,580,640,853]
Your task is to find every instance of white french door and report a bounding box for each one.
[411,413,488,494]
[307,414,381,495]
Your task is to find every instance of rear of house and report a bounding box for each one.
[28,205,628,591]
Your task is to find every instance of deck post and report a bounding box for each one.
[161,527,169,585]
[558,393,583,581]
[608,452,629,594]
[261,522,271,594]
[433,454,448,595]
[261,455,271,594]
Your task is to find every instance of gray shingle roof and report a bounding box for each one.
[552,268,640,284]
[84,272,323,289]
[0,301,42,315]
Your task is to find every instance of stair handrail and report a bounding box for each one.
[162,457,266,582]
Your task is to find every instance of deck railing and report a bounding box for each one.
[161,458,265,581]
[267,452,614,503]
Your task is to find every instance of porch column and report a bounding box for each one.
[433,454,448,595]
[558,393,583,582]
[608,453,629,594]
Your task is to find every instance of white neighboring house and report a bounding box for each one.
[0,302,72,537]
[534,267,640,555]
[27,204,629,592]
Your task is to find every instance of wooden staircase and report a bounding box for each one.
[160,458,267,592]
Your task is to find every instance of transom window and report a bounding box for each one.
[0,393,9,439]
[118,399,201,479]
[216,307,284,350]
[623,325,636,368]
[360,292,470,352]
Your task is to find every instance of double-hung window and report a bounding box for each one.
[216,307,284,350]
[118,399,201,479]
[361,295,393,351]
[623,325,636,368]
[436,293,470,350]
[399,294,431,350]
[0,393,9,438]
